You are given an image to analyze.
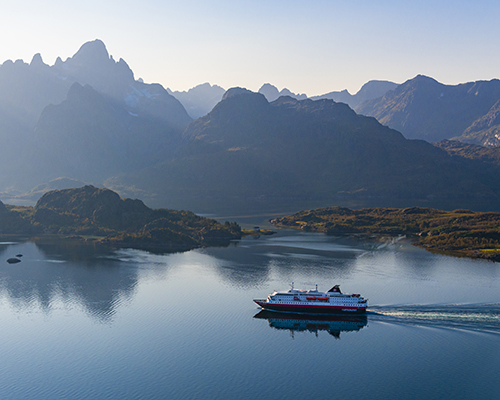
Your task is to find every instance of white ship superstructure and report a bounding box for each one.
[254,284,368,314]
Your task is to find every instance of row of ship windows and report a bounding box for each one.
[273,299,358,304]
[276,293,359,300]
[270,301,360,307]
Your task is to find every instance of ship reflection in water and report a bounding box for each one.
[254,310,368,339]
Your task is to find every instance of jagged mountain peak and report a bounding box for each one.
[195,82,224,90]
[56,39,135,92]
[30,53,45,67]
[258,83,307,102]
[69,39,110,65]
[168,82,226,119]
[258,83,280,100]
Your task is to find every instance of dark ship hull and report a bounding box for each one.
[253,300,367,314]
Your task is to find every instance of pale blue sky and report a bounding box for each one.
[1,0,499,96]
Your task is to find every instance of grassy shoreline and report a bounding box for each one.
[270,206,500,261]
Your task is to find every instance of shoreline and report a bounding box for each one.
[271,206,500,262]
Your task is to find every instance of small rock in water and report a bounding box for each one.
[6,258,21,264]
[15,254,23,257]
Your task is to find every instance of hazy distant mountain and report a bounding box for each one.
[109,89,500,204]
[0,39,191,192]
[357,75,500,143]
[311,80,398,109]
[168,82,308,119]
[29,83,130,184]
[168,83,226,119]
[4,39,500,214]
[13,177,88,202]
[258,83,307,102]
[0,55,71,174]
[0,40,190,133]
[53,40,191,129]
[0,55,67,128]
[24,82,185,187]
[452,100,500,146]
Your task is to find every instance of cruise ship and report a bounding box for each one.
[254,284,368,314]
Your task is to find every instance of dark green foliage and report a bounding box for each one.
[0,186,241,250]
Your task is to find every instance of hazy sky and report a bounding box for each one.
[1,0,499,96]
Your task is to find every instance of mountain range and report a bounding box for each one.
[167,83,310,119]
[311,80,398,109]
[168,83,226,119]
[108,88,500,208]
[165,75,500,148]
[0,39,191,191]
[167,81,397,120]
[258,84,308,102]
[263,77,500,147]
[1,39,500,214]
[357,75,500,145]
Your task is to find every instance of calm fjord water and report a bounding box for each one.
[0,231,499,400]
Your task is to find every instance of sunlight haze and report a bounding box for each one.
[1,0,499,96]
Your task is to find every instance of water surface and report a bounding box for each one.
[0,231,498,399]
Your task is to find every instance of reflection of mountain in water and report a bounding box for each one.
[204,233,360,289]
[0,239,139,322]
[254,310,367,339]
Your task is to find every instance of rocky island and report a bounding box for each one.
[271,206,500,261]
[0,186,241,251]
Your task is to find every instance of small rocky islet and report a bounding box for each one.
[0,185,241,252]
